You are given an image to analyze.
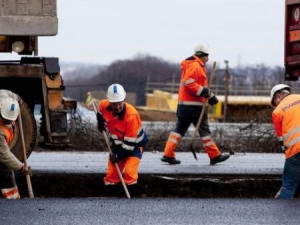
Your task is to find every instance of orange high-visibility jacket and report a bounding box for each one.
[0,121,13,144]
[178,55,208,106]
[177,55,208,118]
[272,94,300,159]
[0,120,23,171]
[98,100,147,158]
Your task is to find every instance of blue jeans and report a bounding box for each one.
[279,152,300,199]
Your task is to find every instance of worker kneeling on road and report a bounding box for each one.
[97,84,148,185]
[161,42,230,165]
[0,90,31,199]
[271,84,300,199]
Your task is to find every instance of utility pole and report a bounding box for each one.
[223,60,230,122]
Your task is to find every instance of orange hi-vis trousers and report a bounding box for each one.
[103,156,140,185]
[163,132,220,159]
[163,131,182,158]
[201,135,220,159]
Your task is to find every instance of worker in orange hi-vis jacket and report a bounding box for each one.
[97,84,148,186]
[0,90,31,199]
[161,42,230,165]
[270,84,300,199]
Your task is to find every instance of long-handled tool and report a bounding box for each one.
[274,187,281,199]
[91,102,131,199]
[18,113,34,198]
[189,61,217,160]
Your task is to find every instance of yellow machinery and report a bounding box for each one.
[145,90,271,122]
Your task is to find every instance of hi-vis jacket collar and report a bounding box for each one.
[106,103,126,120]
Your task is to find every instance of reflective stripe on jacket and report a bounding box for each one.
[98,100,148,159]
[178,55,207,105]
[272,94,300,158]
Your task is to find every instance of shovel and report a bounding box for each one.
[189,61,216,160]
[18,112,34,198]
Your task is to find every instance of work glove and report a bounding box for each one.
[199,87,211,98]
[109,153,119,163]
[208,93,219,105]
[97,112,107,132]
[21,165,32,176]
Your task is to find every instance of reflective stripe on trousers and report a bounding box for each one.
[163,116,221,159]
[163,132,182,158]
[201,136,221,159]
[1,186,20,199]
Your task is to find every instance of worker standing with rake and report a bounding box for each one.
[97,84,148,187]
[161,42,230,165]
[0,90,31,199]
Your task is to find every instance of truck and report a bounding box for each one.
[0,0,76,161]
[285,0,300,80]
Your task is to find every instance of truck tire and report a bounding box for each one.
[10,101,37,162]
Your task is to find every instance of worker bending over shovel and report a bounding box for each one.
[161,42,230,165]
[0,90,31,199]
[271,84,300,199]
[97,84,148,186]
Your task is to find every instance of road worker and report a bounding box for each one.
[85,91,93,105]
[270,84,300,199]
[161,42,230,165]
[0,90,31,199]
[97,84,148,185]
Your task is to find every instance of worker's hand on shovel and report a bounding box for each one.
[109,153,119,163]
[21,165,33,176]
[208,93,219,105]
[97,112,107,132]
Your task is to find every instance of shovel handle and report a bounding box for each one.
[18,113,34,198]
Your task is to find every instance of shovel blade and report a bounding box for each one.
[189,144,198,160]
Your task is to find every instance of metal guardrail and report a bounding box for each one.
[145,82,300,96]
[211,85,270,96]
[145,81,179,94]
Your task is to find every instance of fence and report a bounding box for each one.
[145,81,300,96]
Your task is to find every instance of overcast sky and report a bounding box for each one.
[7,0,287,68]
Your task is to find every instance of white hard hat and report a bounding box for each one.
[270,84,291,107]
[0,97,20,121]
[106,83,126,103]
[194,43,210,54]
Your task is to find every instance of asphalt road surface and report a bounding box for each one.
[1,198,299,225]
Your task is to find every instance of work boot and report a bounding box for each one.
[210,153,230,165]
[161,156,181,164]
